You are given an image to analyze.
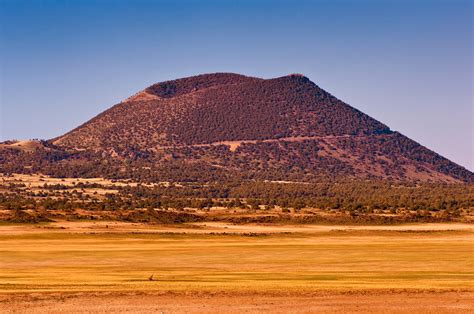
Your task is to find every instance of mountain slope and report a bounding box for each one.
[52,73,390,150]
[1,73,473,183]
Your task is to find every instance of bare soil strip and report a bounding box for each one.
[0,221,472,236]
[1,291,473,313]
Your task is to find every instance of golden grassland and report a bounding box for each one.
[1,223,472,294]
[0,173,166,188]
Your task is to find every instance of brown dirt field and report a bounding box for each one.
[1,291,472,313]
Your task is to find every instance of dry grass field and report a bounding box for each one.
[0,222,473,312]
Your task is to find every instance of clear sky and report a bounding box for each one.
[0,0,472,171]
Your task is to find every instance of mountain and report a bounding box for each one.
[1,73,473,183]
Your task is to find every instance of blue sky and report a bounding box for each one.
[0,0,472,170]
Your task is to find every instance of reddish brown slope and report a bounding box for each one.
[1,73,472,183]
[52,73,390,150]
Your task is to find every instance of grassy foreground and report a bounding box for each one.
[0,225,472,294]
